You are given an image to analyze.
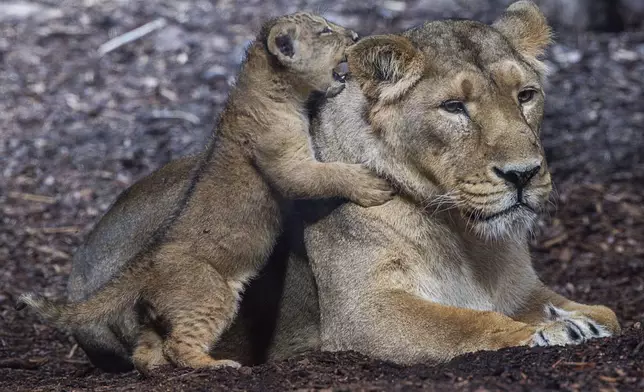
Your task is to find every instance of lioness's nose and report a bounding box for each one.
[493,162,541,189]
[350,31,360,42]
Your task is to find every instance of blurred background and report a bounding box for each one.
[0,0,643,376]
[1,0,643,196]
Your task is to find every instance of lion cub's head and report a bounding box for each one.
[347,1,553,239]
[262,12,359,96]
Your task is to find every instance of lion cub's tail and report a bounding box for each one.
[16,271,142,328]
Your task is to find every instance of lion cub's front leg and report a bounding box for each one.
[254,128,394,207]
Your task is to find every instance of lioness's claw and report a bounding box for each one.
[530,305,613,347]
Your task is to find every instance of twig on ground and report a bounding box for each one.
[36,245,71,260]
[26,226,80,235]
[141,109,201,125]
[0,358,48,370]
[67,343,79,359]
[98,18,167,56]
[9,192,56,204]
[598,375,618,383]
[561,361,596,370]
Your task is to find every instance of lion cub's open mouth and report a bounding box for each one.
[333,58,349,83]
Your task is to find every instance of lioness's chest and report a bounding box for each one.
[415,238,536,315]
[377,202,535,316]
[414,264,519,315]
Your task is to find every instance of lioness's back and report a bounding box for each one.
[67,156,198,302]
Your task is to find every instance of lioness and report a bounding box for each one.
[28,1,620,372]
[302,0,620,363]
[17,12,393,373]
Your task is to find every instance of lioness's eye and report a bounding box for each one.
[319,26,333,36]
[518,89,537,104]
[440,100,466,114]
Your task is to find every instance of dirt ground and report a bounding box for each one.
[1,1,643,391]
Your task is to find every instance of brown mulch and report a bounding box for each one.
[1,1,643,391]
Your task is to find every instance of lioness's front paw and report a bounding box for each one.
[530,305,613,347]
[346,167,395,207]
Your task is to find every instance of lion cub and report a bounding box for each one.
[17,13,392,373]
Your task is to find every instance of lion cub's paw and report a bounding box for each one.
[530,305,613,347]
[346,166,395,207]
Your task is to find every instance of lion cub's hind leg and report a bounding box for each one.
[132,328,168,375]
[152,264,241,370]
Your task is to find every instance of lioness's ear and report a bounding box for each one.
[347,35,424,103]
[493,1,552,59]
[267,23,299,64]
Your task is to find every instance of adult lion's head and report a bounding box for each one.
[314,1,553,240]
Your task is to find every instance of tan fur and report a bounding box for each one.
[302,1,619,364]
[493,0,553,73]
[21,2,619,371]
[347,35,426,103]
[17,12,393,373]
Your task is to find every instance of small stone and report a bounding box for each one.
[116,172,131,185]
[559,248,572,263]
[28,83,46,95]
[585,109,598,122]
[238,366,252,375]
[297,358,310,366]
[43,175,55,186]
[141,77,159,89]
[176,52,188,64]
[82,70,95,84]
[65,94,83,111]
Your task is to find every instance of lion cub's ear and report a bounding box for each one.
[347,35,424,104]
[267,23,300,65]
[493,0,552,59]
